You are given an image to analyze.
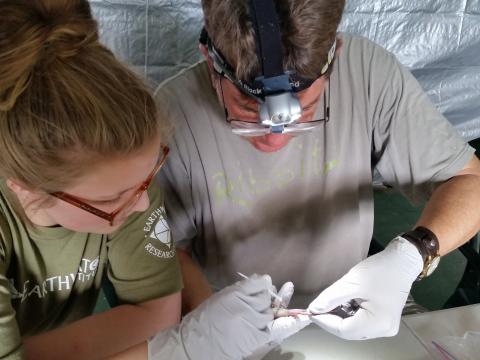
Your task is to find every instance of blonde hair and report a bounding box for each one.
[0,0,164,193]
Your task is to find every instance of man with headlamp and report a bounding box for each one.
[156,0,480,347]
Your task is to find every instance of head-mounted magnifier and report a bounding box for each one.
[249,0,301,133]
[199,0,336,135]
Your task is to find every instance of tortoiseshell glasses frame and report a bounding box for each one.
[50,146,169,226]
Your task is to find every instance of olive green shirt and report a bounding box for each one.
[0,180,182,359]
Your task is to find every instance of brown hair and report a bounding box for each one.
[202,0,345,81]
[0,0,164,194]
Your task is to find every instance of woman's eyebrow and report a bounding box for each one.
[90,154,161,202]
[79,151,162,203]
[91,186,136,202]
[75,185,136,204]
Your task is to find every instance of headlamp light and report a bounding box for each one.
[259,92,302,132]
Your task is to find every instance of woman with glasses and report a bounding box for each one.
[0,1,277,359]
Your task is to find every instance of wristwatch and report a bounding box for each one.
[401,226,440,280]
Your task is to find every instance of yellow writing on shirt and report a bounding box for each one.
[213,141,338,208]
[324,159,338,173]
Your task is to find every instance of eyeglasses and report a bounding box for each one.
[50,146,169,226]
[219,76,331,137]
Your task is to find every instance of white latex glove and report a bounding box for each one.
[247,282,311,360]
[148,274,273,360]
[308,236,423,340]
[269,282,311,344]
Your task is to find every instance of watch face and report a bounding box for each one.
[426,256,441,277]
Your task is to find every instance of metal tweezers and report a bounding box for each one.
[273,299,361,319]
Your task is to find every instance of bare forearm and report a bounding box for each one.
[416,173,480,255]
[177,248,213,314]
[23,304,154,360]
[24,293,180,360]
[107,341,148,360]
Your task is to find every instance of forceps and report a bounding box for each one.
[236,272,361,319]
[273,300,361,319]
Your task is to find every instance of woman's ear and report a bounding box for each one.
[6,179,26,195]
[5,179,37,204]
[6,178,53,225]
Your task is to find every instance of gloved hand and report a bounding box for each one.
[148,274,274,360]
[247,282,311,360]
[269,282,311,344]
[308,236,423,340]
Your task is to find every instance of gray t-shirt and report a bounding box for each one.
[156,34,474,307]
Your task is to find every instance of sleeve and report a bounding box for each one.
[106,185,182,304]
[0,216,24,359]
[155,85,199,250]
[370,50,475,204]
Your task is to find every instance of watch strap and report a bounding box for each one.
[401,226,440,279]
[402,226,439,260]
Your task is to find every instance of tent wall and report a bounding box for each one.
[90,0,480,140]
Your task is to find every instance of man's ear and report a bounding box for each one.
[199,43,217,87]
[335,37,343,57]
[199,43,209,60]
[199,44,215,72]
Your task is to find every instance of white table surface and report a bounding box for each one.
[263,321,432,360]
[264,304,480,359]
[403,304,480,359]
